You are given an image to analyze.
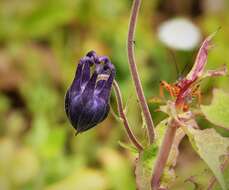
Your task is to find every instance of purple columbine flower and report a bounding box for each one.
[65,51,115,134]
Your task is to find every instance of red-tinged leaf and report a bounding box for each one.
[186,32,216,82]
[175,30,227,109]
[202,65,227,79]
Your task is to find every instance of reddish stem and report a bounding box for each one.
[113,80,143,151]
[127,0,155,144]
[151,119,178,189]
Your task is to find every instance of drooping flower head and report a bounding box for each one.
[175,31,227,109]
[65,51,115,134]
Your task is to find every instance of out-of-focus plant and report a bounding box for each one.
[65,0,229,190]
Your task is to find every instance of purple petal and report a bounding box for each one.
[64,90,70,118]
[96,80,106,91]
[98,56,110,64]
[81,60,91,84]
[87,50,100,64]
[98,69,115,101]
[76,97,108,132]
[70,60,84,93]
[95,66,110,93]
[82,71,98,98]
[86,50,97,58]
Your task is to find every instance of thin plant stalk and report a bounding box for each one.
[151,119,178,189]
[127,0,155,144]
[113,80,143,151]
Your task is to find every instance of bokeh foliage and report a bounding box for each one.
[0,0,229,189]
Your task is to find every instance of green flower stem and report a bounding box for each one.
[113,80,143,151]
[127,0,155,144]
[151,119,178,189]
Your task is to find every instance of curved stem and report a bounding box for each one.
[151,119,178,189]
[127,0,155,144]
[113,80,143,151]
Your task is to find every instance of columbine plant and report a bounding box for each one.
[65,0,229,189]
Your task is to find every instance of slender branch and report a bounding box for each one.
[151,119,178,190]
[113,80,143,151]
[207,154,229,190]
[127,0,155,144]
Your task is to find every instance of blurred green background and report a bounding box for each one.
[0,0,229,189]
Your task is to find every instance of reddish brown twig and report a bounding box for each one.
[151,119,178,189]
[127,0,155,144]
[113,80,143,151]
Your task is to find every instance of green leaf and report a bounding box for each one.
[201,89,229,129]
[186,127,229,190]
[135,144,158,190]
[155,119,169,146]
[135,119,168,190]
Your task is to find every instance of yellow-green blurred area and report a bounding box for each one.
[0,0,229,190]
